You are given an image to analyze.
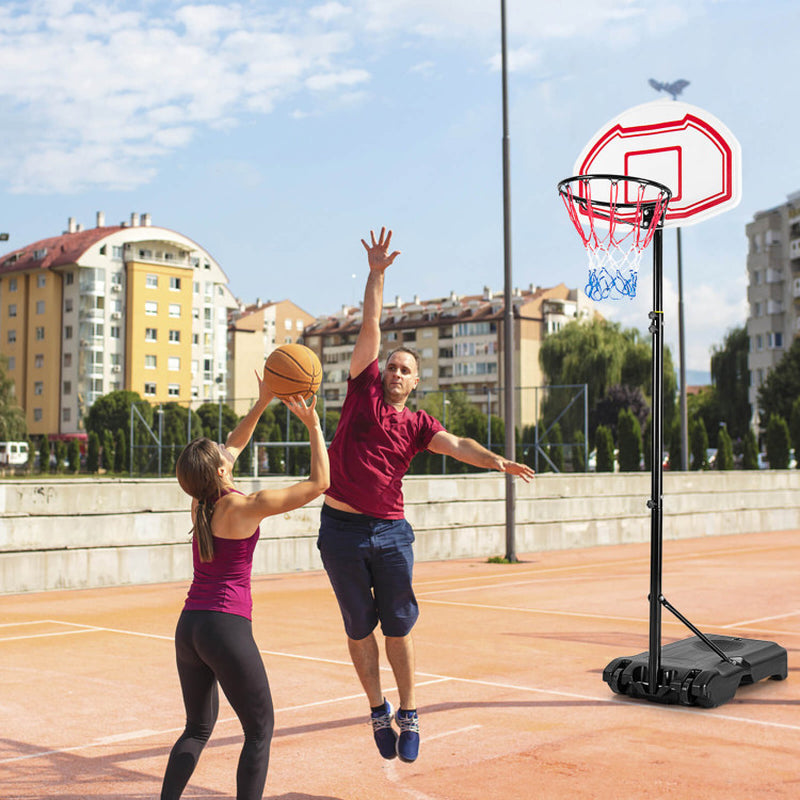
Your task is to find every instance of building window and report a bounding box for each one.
[63,353,72,367]
[9,277,17,291]
[168,356,180,371]
[34,381,43,395]
[64,381,71,395]
[146,274,158,288]
[192,333,199,345]
[168,383,180,397]
[36,300,45,314]
[170,277,181,290]
[33,408,43,422]
[62,408,71,422]
[65,298,73,313]
[145,301,158,316]
[37,274,46,288]
[110,326,120,338]
[8,357,15,370]
[34,354,44,368]
[756,334,763,351]
[35,327,44,340]
[169,329,180,343]
[65,272,74,285]
[144,382,156,396]
[145,355,157,369]
[112,246,123,259]
[145,328,157,342]
[169,303,181,318]
[65,325,73,339]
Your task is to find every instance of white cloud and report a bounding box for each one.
[306,68,370,91]
[0,1,364,193]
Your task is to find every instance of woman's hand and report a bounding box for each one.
[281,394,320,430]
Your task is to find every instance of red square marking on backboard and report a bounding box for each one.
[624,147,683,203]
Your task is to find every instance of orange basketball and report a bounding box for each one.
[264,344,322,400]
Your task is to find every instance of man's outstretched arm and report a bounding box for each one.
[349,227,400,379]
[427,430,536,482]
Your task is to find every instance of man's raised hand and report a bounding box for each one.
[361,227,401,272]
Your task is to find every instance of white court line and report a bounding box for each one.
[0,620,58,629]
[722,610,800,628]
[0,628,99,643]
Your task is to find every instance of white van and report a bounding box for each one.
[0,441,30,466]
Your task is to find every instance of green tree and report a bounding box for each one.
[573,430,586,472]
[102,429,115,472]
[617,408,642,472]
[539,318,676,446]
[757,337,800,427]
[789,397,800,468]
[688,387,722,448]
[53,440,66,474]
[716,426,734,470]
[710,326,751,440]
[195,402,239,443]
[742,428,759,470]
[67,439,81,474]
[668,418,683,471]
[766,414,790,469]
[595,425,615,472]
[85,390,144,438]
[87,432,100,473]
[548,422,564,472]
[38,437,50,474]
[114,429,127,473]
[690,418,709,470]
[0,355,27,441]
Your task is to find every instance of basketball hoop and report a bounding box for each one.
[558,174,671,301]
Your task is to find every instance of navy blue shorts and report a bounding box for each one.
[317,504,418,640]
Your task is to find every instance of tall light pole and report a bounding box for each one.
[649,78,690,470]
[501,0,517,561]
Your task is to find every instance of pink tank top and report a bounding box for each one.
[183,489,260,620]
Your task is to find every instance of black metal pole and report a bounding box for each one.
[647,227,665,693]
[677,227,689,470]
[500,0,516,562]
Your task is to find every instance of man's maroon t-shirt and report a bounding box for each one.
[325,359,444,518]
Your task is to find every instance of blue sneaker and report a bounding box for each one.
[396,709,419,763]
[371,699,397,760]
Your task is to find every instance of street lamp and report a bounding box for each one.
[649,78,690,471]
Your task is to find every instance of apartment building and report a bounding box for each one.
[303,283,595,427]
[227,299,316,414]
[0,213,236,436]
[745,190,800,421]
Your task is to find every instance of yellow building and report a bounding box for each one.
[0,213,236,436]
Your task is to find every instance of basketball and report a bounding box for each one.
[264,344,322,400]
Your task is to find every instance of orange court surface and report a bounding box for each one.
[1,529,797,799]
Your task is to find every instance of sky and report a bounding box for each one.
[1,0,798,385]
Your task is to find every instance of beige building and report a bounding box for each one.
[0,213,236,436]
[227,299,316,414]
[746,190,800,423]
[303,283,595,427]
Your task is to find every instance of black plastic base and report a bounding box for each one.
[603,635,788,708]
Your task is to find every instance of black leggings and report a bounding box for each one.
[161,610,274,800]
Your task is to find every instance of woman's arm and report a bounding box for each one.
[216,395,330,537]
[224,367,274,461]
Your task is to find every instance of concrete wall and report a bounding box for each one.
[1,471,799,594]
